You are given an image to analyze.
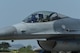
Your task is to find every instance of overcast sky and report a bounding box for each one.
[0,0,80,48]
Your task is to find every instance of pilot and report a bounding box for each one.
[31,14,37,22]
[38,14,43,22]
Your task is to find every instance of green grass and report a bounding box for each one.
[18,46,35,53]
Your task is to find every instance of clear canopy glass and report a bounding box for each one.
[23,11,69,23]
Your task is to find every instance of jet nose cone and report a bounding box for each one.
[0,26,17,36]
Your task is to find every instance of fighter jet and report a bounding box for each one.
[0,11,80,53]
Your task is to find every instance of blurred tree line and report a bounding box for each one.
[0,42,35,53]
[0,42,10,52]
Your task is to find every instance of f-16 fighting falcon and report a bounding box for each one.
[0,11,80,53]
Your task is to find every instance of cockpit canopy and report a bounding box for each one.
[23,11,69,23]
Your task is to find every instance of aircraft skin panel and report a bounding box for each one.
[54,18,80,34]
[0,18,80,40]
[13,21,56,34]
[0,34,80,40]
[13,18,80,35]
